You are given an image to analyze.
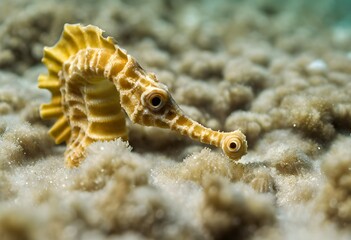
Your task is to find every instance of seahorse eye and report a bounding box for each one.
[151,95,162,107]
[142,88,168,111]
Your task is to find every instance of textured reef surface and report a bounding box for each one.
[0,0,351,239]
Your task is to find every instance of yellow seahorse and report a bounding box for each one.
[38,24,247,167]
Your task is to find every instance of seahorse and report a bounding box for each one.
[38,24,247,167]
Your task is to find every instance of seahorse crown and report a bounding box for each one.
[38,24,247,167]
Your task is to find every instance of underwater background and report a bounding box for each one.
[0,0,351,239]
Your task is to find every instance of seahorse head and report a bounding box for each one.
[117,61,247,161]
[121,64,183,129]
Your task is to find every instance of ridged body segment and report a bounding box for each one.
[39,24,129,167]
[38,24,247,167]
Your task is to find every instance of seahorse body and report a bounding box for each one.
[38,24,247,167]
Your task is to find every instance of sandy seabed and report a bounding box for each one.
[0,0,351,239]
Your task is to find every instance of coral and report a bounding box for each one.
[275,174,319,204]
[173,76,216,107]
[318,136,351,227]
[71,140,144,191]
[0,120,6,135]
[225,111,272,144]
[20,102,44,125]
[163,148,277,194]
[0,68,49,123]
[0,89,26,114]
[271,148,312,175]
[0,103,12,115]
[279,95,335,140]
[152,70,176,92]
[39,24,247,167]
[227,40,274,67]
[0,122,54,168]
[332,103,351,130]
[326,53,351,74]
[213,82,254,118]
[177,51,226,79]
[0,207,36,240]
[0,139,24,169]
[132,39,171,69]
[223,58,269,92]
[0,3,78,73]
[95,180,190,238]
[256,130,317,175]
[242,167,275,193]
[174,78,253,119]
[71,140,202,239]
[0,172,15,200]
[167,148,245,183]
[200,176,276,239]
